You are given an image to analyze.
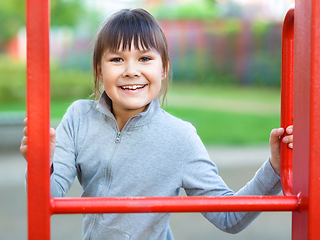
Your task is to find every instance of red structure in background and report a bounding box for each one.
[26,0,320,239]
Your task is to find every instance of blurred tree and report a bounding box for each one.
[0,1,25,51]
[51,0,85,26]
[152,0,220,20]
[0,0,85,52]
[204,0,217,10]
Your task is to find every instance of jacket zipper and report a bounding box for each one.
[89,111,139,239]
[89,130,122,239]
[104,131,121,195]
[115,132,121,143]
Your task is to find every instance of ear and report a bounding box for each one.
[162,61,170,81]
[161,66,169,81]
[97,65,103,82]
[161,70,166,81]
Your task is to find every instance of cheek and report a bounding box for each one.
[101,66,119,82]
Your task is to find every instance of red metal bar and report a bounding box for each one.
[280,5,294,196]
[292,0,320,239]
[26,0,51,239]
[51,196,300,214]
[26,0,316,239]
[291,0,311,238]
[309,1,320,237]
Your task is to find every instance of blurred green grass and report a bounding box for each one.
[165,84,280,145]
[166,106,278,145]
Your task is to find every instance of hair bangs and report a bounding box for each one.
[104,14,160,53]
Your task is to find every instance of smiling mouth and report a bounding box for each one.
[120,84,147,90]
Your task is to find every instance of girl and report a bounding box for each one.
[20,8,293,240]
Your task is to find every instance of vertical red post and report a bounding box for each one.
[280,6,294,196]
[308,1,320,237]
[26,0,51,239]
[292,0,320,239]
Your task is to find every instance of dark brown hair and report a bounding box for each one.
[92,8,171,104]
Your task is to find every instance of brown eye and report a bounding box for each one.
[140,57,151,62]
[111,58,123,62]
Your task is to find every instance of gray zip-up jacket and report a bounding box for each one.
[51,92,281,240]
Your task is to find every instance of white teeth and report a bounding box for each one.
[121,85,145,90]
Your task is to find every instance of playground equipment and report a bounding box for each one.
[26,1,320,239]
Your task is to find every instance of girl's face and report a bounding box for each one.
[98,43,164,116]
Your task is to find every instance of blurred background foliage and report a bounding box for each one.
[0,0,288,100]
[0,0,292,145]
[153,0,220,20]
[0,1,25,51]
[0,0,285,96]
[0,0,86,50]
[0,55,92,103]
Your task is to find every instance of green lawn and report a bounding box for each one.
[0,84,281,146]
[166,106,278,145]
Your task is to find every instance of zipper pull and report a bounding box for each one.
[115,132,121,143]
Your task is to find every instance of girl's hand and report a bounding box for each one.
[269,125,293,176]
[20,118,56,166]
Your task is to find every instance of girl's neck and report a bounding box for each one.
[112,103,147,131]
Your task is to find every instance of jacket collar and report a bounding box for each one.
[96,91,161,129]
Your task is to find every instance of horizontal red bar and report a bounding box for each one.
[51,196,300,215]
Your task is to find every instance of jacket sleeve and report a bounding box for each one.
[181,130,281,234]
[50,104,79,197]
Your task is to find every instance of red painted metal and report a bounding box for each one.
[292,0,320,239]
[307,0,320,238]
[51,196,299,214]
[280,5,294,196]
[26,0,51,239]
[27,1,320,239]
[309,1,320,237]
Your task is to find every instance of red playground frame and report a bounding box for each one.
[26,1,320,239]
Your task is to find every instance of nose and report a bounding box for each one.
[123,61,141,78]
